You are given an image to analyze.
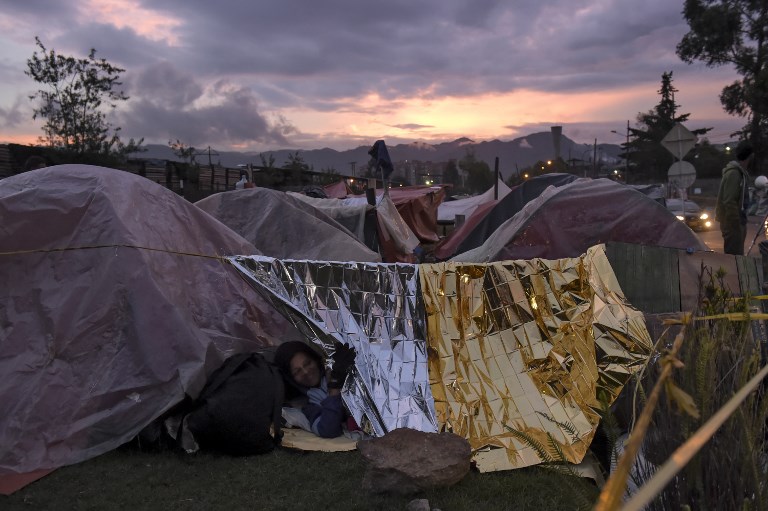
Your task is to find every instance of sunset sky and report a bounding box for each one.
[0,0,746,152]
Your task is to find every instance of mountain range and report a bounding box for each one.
[133,132,622,181]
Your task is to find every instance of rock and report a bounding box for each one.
[406,499,430,511]
[358,428,472,495]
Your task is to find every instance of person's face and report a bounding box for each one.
[289,351,321,388]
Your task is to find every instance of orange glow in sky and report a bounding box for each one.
[283,84,658,143]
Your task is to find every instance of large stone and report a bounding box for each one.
[358,428,472,495]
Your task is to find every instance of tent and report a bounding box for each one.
[0,165,303,494]
[453,178,709,262]
[437,179,512,223]
[434,173,579,260]
[195,188,381,262]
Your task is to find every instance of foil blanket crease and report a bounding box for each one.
[228,256,438,436]
[229,245,651,471]
[420,245,652,471]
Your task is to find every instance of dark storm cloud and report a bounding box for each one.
[0,96,27,127]
[125,61,204,109]
[116,67,293,148]
[10,0,698,104]
[44,23,173,69]
[0,0,734,149]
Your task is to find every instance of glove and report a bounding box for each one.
[328,343,356,389]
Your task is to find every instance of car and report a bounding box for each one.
[665,198,713,232]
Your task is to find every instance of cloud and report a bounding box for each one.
[0,0,746,151]
[116,65,293,147]
[0,95,27,127]
[389,123,435,130]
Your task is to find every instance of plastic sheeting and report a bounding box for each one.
[228,256,437,437]
[453,178,709,263]
[227,245,652,472]
[293,192,421,262]
[195,188,381,262]
[0,165,302,493]
[386,186,446,243]
[437,179,512,223]
[287,192,371,243]
[421,245,652,471]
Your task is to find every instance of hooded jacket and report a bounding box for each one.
[273,341,345,438]
[715,160,750,227]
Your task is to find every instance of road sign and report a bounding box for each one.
[661,123,697,160]
[668,160,696,189]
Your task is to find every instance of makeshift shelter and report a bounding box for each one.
[0,165,302,494]
[385,186,446,243]
[437,179,512,223]
[323,179,352,199]
[195,188,381,262]
[0,166,655,490]
[453,178,709,262]
[290,192,420,263]
[434,173,579,260]
[230,244,651,472]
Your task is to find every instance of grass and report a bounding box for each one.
[1,447,599,511]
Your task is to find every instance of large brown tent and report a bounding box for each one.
[0,165,301,494]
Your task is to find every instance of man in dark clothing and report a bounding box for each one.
[716,144,754,255]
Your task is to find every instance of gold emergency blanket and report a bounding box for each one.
[421,245,652,471]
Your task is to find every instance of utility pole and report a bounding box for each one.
[349,161,356,177]
[612,120,631,181]
[593,138,597,177]
[624,119,630,181]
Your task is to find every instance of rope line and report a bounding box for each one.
[0,244,228,261]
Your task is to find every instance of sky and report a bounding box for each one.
[0,0,747,153]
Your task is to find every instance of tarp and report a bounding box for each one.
[0,165,302,494]
[434,173,579,260]
[293,192,421,262]
[229,245,652,472]
[195,188,381,262]
[437,179,512,223]
[386,186,446,243]
[453,178,709,262]
[323,180,352,199]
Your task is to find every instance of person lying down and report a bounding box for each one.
[273,340,362,439]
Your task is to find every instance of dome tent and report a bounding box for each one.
[0,165,302,493]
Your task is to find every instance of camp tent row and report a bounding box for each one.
[0,165,711,494]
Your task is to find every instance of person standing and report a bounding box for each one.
[716,144,754,255]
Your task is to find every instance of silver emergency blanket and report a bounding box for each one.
[228,256,438,436]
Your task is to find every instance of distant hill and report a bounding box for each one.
[132,132,622,181]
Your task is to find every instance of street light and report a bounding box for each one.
[611,120,630,181]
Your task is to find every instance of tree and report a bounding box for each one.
[25,37,142,156]
[442,159,461,189]
[459,150,493,193]
[259,152,276,169]
[284,151,310,172]
[677,0,768,172]
[169,139,196,164]
[626,71,711,182]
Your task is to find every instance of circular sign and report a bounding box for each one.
[667,161,696,189]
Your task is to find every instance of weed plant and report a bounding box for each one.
[632,267,768,510]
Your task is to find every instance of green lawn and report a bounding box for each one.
[2,447,599,510]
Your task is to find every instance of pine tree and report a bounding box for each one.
[626,72,711,182]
